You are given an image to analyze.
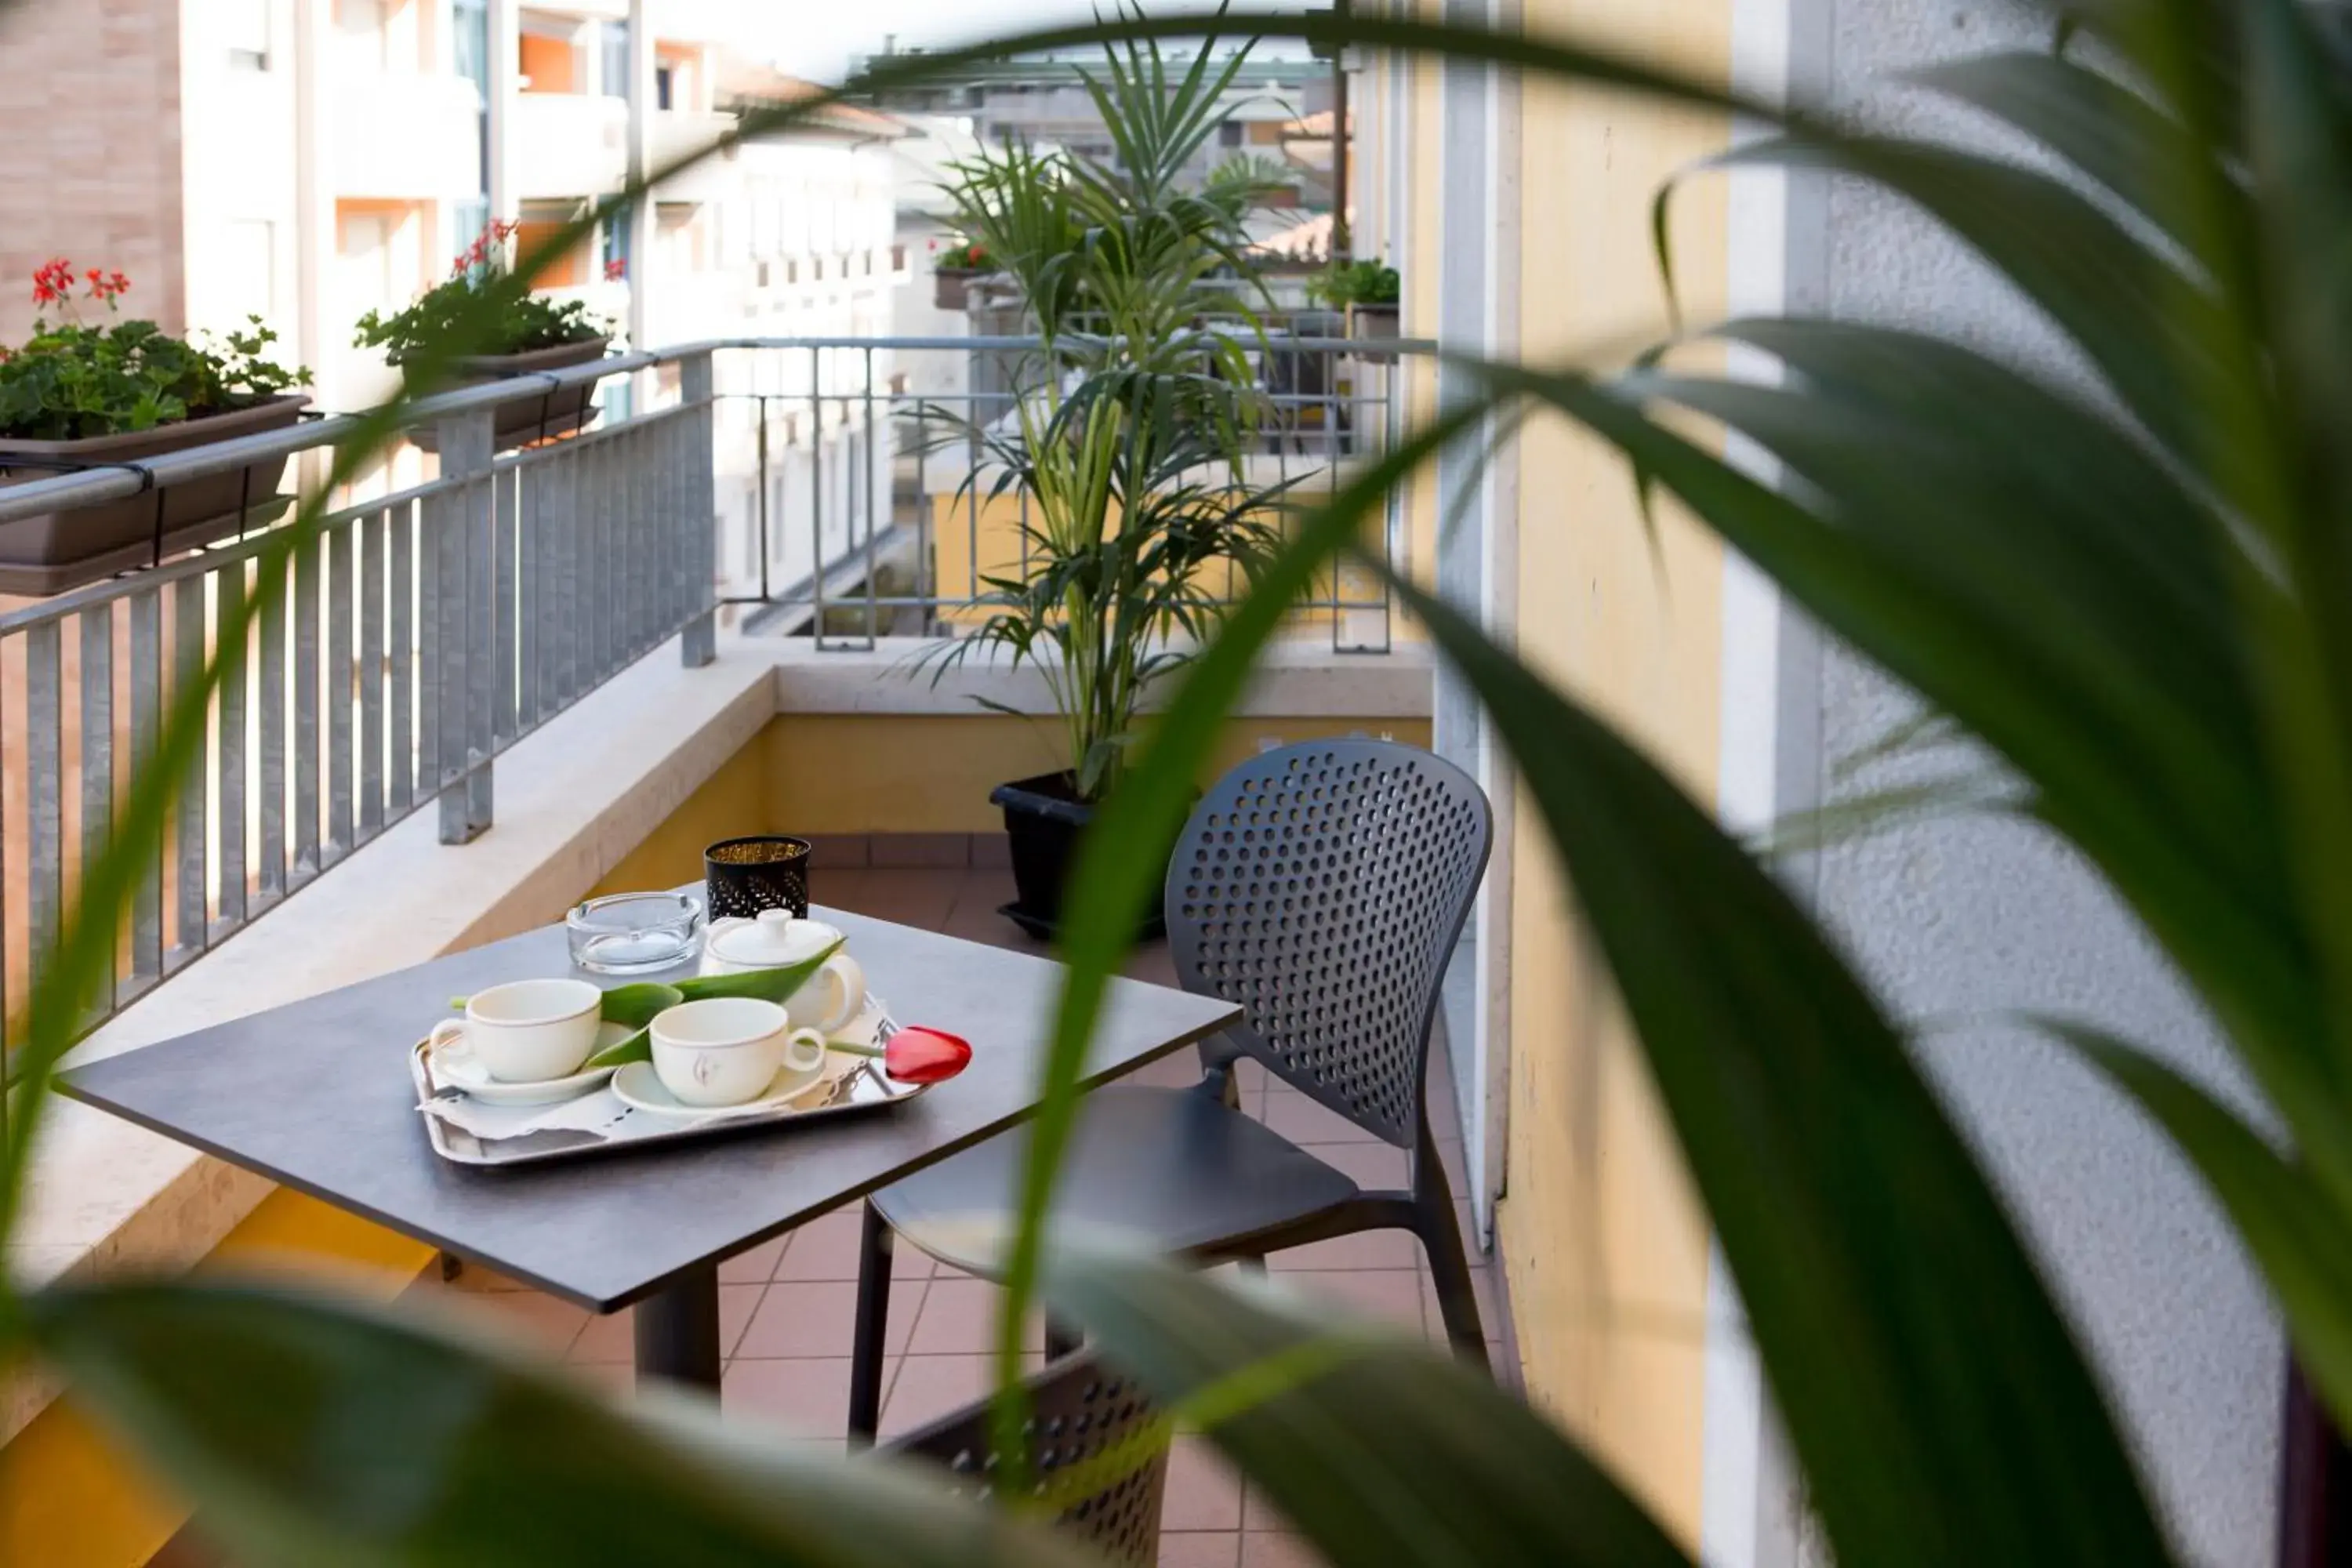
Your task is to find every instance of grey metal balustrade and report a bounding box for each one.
[0,331,1427,1056]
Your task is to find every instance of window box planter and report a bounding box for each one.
[989,771,1169,942]
[1347,301,1400,361]
[404,337,612,453]
[934,268,991,312]
[0,394,309,596]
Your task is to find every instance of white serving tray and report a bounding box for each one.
[410,1000,929,1169]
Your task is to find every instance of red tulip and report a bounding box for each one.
[833,1026,972,1085]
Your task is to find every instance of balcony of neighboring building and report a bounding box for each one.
[330,71,485,202]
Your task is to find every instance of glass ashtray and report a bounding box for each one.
[567,891,704,974]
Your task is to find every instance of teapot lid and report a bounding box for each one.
[710,908,838,966]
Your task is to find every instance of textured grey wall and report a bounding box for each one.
[1795,0,2282,1561]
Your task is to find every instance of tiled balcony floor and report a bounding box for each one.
[401,866,1508,1568]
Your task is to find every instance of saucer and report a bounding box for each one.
[426,1021,632,1106]
[610,1055,830,1118]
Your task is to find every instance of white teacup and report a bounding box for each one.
[429,978,603,1083]
[649,996,828,1108]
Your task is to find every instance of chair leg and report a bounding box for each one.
[848,1200,894,1446]
[1416,1122,1489,1370]
[1423,1205,1490,1371]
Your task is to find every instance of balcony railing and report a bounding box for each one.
[0,328,1428,1050]
[0,350,714,1049]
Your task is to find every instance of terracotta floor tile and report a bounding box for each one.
[1419,1268,1498,1348]
[569,1283,766,1363]
[877,1352,993,1439]
[724,1356,855,1436]
[1162,1435,1245,1532]
[1269,1270,1428,1334]
[736,1278,924,1359]
[1158,1532,1241,1568]
[775,1205,869,1282]
[1265,1229,1422,1272]
[1259,1090,1379,1145]
[718,1235,789,1284]
[907,1275,1045,1356]
[821,869,963,931]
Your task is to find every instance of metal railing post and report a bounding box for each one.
[680,350,717,666]
[432,408,496,844]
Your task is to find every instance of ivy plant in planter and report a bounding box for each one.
[0,260,309,594]
[354,220,613,452]
[914,34,1287,935]
[1309,257,1402,350]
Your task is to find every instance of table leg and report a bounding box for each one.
[634,1264,723,1391]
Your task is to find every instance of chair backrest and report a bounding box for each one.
[888,1357,1169,1566]
[1164,739,1493,1147]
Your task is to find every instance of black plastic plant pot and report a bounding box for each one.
[989,771,1167,942]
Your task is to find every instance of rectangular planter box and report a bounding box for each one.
[934,269,989,312]
[0,394,310,597]
[1347,303,1401,362]
[405,337,611,453]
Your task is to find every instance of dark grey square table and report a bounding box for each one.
[58,905,1239,1391]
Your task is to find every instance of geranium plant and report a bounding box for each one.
[353,220,609,365]
[0,259,306,442]
[933,236,995,271]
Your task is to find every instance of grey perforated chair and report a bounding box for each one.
[887,1356,1168,1566]
[845,739,1493,1443]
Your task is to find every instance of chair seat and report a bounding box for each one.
[873,1085,1368,1276]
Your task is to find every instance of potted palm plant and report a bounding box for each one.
[0,259,309,594]
[916,35,1290,935]
[354,220,612,452]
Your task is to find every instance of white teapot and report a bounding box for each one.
[700,908,867,1035]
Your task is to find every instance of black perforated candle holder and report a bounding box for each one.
[703,835,811,920]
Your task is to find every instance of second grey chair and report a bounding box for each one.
[847,739,1493,1443]
[888,1355,1169,1566]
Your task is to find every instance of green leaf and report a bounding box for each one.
[1468,350,2349,1201]
[1693,133,2218,467]
[1378,567,2172,1566]
[670,943,844,1007]
[579,984,688,1069]
[1044,1250,1693,1568]
[1906,52,2238,253]
[2043,1020,2352,1436]
[24,1279,1100,1568]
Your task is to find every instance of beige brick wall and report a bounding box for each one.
[0,0,187,344]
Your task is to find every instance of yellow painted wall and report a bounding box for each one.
[1488,0,1733,1548]
[0,1192,434,1567]
[590,710,1433,896]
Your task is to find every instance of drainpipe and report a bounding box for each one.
[626,0,654,371]
[1330,0,1351,261]
[487,0,519,225]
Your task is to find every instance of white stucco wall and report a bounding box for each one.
[1785,0,2282,1561]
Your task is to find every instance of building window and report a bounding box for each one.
[227,0,271,68]
[1218,119,1243,148]
[599,214,630,283]
[601,19,631,100]
[655,64,674,111]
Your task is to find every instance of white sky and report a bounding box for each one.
[749,2,1312,84]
